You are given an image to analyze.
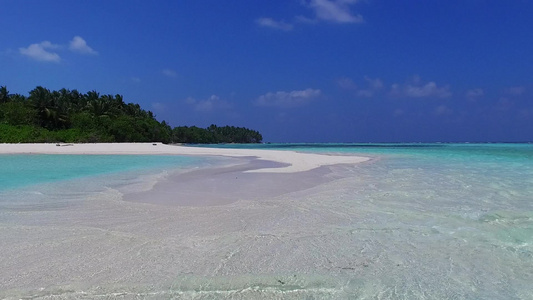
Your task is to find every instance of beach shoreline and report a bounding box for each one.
[0,143,370,173]
[1,143,531,298]
[0,142,374,296]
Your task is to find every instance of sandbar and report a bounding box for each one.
[0,143,369,173]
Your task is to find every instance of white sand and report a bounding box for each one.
[0,142,373,298]
[0,143,369,173]
[2,144,527,298]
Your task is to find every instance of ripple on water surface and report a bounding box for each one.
[0,144,532,299]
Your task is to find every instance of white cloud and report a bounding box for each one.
[357,76,384,97]
[306,0,364,23]
[405,82,450,98]
[162,69,177,77]
[338,77,357,90]
[435,105,452,115]
[338,76,383,97]
[19,36,97,62]
[69,36,97,55]
[19,41,61,62]
[364,76,383,90]
[256,18,294,31]
[391,77,451,98]
[507,86,525,96]
[466,88,484,99]
[255,88,321,108]
[40,41,60,49]
[357,90,374,98]
[393,108,404,117]
[257,0,363,30]
[186,95,231,112]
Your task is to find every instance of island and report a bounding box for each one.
[0,85,262,144]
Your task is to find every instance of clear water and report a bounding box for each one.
[1,144,532,299]
[0,154,201,192]
[0,154,219,212]
[177,143,533,298]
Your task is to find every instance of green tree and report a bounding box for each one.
[0,101,38,125]
[29,86,67,129]
[0,86,9,103]
[0,85,262,144]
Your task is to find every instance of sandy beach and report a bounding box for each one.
[0,143,369,173]
[0,143,374,298]
[0,142,371,208]
[2,144,531,299]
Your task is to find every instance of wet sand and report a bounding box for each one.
[0,159,368,299]
[0,143,374,298]
[125,157,335,207]
[1,145,531,299]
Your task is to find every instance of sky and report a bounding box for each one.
[1,0,532,142]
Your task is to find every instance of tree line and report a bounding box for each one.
[0,85,262,144]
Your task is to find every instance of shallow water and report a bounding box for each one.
[0,144,531,299]
[0,154,204,191]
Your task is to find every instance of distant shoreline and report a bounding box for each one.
[0,143,370,173]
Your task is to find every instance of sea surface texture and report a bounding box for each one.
[0,144,532,299]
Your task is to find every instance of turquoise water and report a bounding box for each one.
[0,154,201,192]
[0,154,215,211]
[3,144,530,193]
[188,143,533,298]
[193,142,533,158]
[1,144,532,299]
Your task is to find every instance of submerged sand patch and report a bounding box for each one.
[125,157,335,207]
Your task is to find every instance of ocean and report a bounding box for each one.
[0,144,531,299]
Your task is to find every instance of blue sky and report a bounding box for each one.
[1,0,532,142]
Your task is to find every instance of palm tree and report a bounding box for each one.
[124,103,147,118]
[86,99,117,119]
[85,90,100,102]
[0,86,9,103]
[9,94,26,103]
[29,86,59,129]
[113,94,125,111]
[50,90,70,128]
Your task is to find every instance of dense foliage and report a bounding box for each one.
[172,124,262,144]
[0,86,262,144]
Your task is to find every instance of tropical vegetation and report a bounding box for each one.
[0,85,262,144]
